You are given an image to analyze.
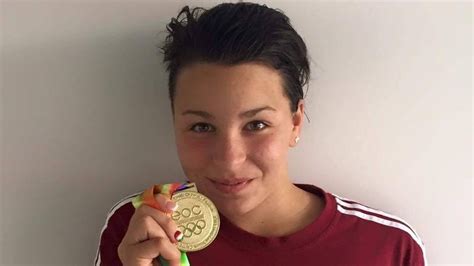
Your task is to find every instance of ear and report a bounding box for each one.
[289,99,304,147]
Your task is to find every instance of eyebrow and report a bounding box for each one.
[181,106,277,119]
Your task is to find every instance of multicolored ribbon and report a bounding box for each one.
[132,182,194,266]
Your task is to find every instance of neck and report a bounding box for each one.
[222,182,322,237]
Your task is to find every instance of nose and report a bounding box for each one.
[211,131,247,170]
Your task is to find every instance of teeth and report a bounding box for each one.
[213,179,251,186]
[222,181,245,185]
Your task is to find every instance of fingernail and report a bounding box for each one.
[174,230,183,242]
[166,201,178,211]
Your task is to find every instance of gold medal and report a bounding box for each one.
[171,184,220,252]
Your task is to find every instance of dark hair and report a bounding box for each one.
[160,2,311,119]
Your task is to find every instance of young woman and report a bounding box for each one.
[95,3,426,265]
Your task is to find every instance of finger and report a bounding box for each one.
[123,213,168,245]
[127,237,180,262]
[154,193,178,213]
[138,204,181,244]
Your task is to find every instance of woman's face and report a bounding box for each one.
[173,62,303,215]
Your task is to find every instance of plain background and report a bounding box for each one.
[1,0,472,265]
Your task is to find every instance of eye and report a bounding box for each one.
[246,121,268,131]
[190,123,214,133]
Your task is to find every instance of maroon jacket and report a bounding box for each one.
[95,184,426,265]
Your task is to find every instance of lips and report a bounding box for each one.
[208,177,254,194]
[213,178,252,185]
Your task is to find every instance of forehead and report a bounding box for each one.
[174,62,289,113]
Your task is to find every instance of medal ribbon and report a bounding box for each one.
[132,182,194,266]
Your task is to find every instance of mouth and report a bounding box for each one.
[208,178,254,194]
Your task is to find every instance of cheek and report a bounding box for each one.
[176,136,210,171]
[176,132,288,175]
[251,133,288,167]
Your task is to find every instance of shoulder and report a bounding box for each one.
[94,191,141,265]
[296,184,427,264]
[101,191,140,229]
[330,192,427,265]
[331,193,421,240]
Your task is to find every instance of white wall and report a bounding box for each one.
[1,1,471,265]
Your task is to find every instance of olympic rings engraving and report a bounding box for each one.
[179,220,206,237]
[172,205,207,238]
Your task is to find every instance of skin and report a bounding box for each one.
[118,195,182,266]
[172,62,324,237]
[118,61,325,265]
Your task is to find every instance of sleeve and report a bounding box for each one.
[402,234,427,266]
[94,201,134,266]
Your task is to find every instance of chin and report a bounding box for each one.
[214,194,259,216]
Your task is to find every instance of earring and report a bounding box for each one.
[295,136,300,144]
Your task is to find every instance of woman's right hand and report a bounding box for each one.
[117,193,182,266]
